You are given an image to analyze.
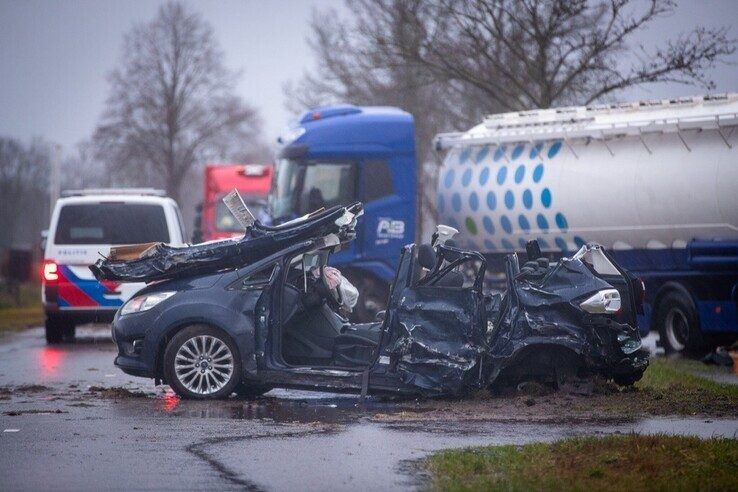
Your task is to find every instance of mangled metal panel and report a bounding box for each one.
[91,202,363,282]
[388,286,487,395]
[487,249,647,384]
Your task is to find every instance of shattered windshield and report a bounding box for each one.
[270,158,357,222]
[572,245,621,276]
[216,198,264,232]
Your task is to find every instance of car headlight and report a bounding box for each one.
[120,292,175,316]
[579,288,621,314]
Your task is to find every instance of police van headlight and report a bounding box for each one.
[579,289,621,314]
[120,292,175,316]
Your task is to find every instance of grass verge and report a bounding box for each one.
[426,434,738,491]
[0,305,44,332]
[0,282,43,331]
[584,357,738,417]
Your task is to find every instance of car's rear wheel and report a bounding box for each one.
[613,370,645,387]
[163,325,241,399]
[656,291,706,356]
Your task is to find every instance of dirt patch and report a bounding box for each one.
[4,409,67,416]
[87,386,150,399]
[372,358,738,423]
[14,384,52,393]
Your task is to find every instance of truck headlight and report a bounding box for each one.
[120,292,175,316]
[579,289,621,314]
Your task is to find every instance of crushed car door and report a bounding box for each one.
[381,244,488,396]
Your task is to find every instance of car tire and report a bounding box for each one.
[163,325,242,399]
[45,316,64,344]
[655,291,707,356]
[235,382,272,399]
[613,370,644,387]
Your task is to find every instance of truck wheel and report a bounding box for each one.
[656,292,707,356]
[163,325,242,399]
[346,274,389,323]
[45,316,64,344]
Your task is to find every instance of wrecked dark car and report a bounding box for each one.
[94,196,647,399]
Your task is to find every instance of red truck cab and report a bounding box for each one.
[200,164,273,241]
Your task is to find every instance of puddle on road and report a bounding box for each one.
[149,388,426,424]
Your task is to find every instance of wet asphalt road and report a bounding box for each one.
[1,327,737,491]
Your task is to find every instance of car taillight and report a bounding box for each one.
[43,260,58,282]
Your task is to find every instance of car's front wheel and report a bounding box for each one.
[163,325,241,399]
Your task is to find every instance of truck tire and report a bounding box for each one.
[655,291,707,356]
[163,325,242,399]
[345,273,390,323]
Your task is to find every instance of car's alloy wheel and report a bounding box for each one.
[164,325,241,399]
[175,335,234,395]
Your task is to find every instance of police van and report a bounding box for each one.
[42,189,186,343]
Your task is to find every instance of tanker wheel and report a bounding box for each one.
[345,273,389,323]
[655,291,707,356]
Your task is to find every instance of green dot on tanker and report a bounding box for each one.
[465,217,478,235]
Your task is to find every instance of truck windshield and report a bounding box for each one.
[270,158,356,221]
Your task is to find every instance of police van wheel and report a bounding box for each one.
[45,317,64,344]
[45,316,74,344]
[656,292,707,356]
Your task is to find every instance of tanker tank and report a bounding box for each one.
[434,94,738,256]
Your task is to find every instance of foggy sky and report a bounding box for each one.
[0,0,736,159]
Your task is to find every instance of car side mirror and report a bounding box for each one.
[39,229,48,252]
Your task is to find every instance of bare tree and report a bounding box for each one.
[0,137,50,250]
[93,2,265,203]
[288,0,734,235]
[374,0,735,110]
[285,1,496,230]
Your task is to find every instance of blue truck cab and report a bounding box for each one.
[269,105,416,320]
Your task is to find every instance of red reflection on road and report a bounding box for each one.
[38,347,64,377]
[158,390,180,413]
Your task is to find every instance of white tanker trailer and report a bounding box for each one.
[434,93,738,355]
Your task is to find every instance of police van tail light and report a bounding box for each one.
[42,260,59,283]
